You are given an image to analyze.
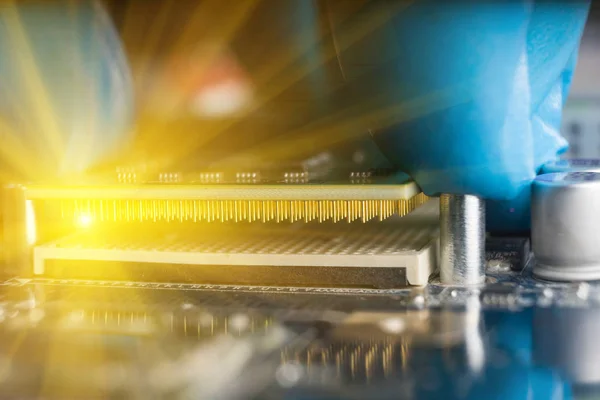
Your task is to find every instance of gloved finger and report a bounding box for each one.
[0,0,133,179]
[369,1,589,201]
[369,1,534,200]
[487,71,571,232]
[526,2,589,113]
[487,7,587,233]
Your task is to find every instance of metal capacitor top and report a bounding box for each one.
[542,158,600,174]
[532,172,600,281]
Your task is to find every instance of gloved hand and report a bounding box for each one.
[367,1,590,232]
[0,0,133,179]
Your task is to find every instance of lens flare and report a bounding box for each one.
[76,213,93,228]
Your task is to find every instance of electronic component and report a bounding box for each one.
[485,237,531,272]
[3,180,433,287]
[18,183,425,223]
[30,198,437,288]
[532,172,600,281]
[439,194,485,285]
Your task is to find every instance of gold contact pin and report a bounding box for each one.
[99,200,104,222]
[322,349,329,368]
[366,346,376,382]
[290,201,295,222]
[318,201,323,223]
[383,344,394,377]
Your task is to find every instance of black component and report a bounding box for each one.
[43,260,409,289]
[21,281,414,313]
[485,237,531,272]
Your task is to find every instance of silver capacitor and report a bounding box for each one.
[440,194,486,285]
[532,172,600,281]
[542,158,600,174]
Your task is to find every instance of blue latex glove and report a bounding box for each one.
[368,1,589,231]
[0,0,133,179]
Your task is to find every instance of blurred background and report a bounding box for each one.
[0,0,595,180]
[562,2,600,158]
[100,0,600,171]
[99,0,409,174]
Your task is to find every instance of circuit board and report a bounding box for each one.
[0,242,598,400]
[0,142,592,398]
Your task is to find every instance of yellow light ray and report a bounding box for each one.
[0,1,64,166]
[216,80,474,165]
[131,0,262,163]
[156,0,260,113]
[62,0,100,175]
[134,1,415,166]
[0,117,41,180]
[130,0,176,94]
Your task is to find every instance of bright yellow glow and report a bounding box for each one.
[76,214,93,228]
[0,1,434,180]
[25,200,36,245]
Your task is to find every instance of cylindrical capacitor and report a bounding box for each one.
[532,172,600,281]
[440,194,486,285]
[542,158,600,174]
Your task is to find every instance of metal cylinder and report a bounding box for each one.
[542,158,600,174]
[532,172,600,281]
[440,194,486,285]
